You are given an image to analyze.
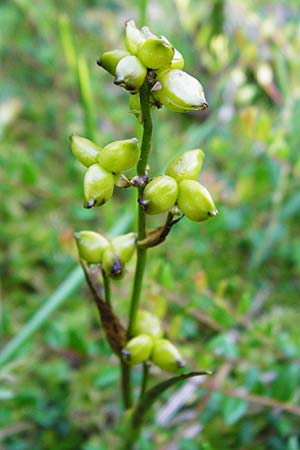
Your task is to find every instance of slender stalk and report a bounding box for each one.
[128,81,153,337]
[102,271,111,307]
[139,363,149,400]
[121,359,132,409]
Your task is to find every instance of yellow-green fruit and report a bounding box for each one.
[125,20,146,55]
[152,69,208,112]
[74,231,110,264]
[97,49,130,76]
[102,246,124,279]
[122,335,153,365]
[83,163,114,208]
[165,149,205,183]
[142,175,178,215]
[98,138,140,173]
[151,339,185,373]
[114,55,147,93]
[70,135,101,167]
[177,180,218,222]
[170,48,185,69]
[111,232,137,264]
[137,37,174,70]
[132,310,163,339]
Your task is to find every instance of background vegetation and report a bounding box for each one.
[1,0,300,449]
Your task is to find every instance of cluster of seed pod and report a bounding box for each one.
[71,133,218,223]
[141,149,218,222]
[75,230,137,279]
[122,310,185,373]
[98,20,208,113]
[71,134,140,208]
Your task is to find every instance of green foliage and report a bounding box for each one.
[1,0,300,449]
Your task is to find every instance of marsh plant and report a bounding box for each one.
[71,20,218,449]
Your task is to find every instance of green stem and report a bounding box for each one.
[128,81,153,337]
[139,363,149,400]
[121,359,132,409]
[102,271,111,307]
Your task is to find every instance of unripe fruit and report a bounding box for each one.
[98,138,140,173]
[83,163,114,208]
[102,246,124,279]
[165,149,204,183]
[111,232,137,264]
[151,339,185,373]
[177,180,218,222]
[114,55,147,93]
[70,135,101,167]
[132,310,163,339]
[142,175,178,215]
[74,230,110,264]
[125,20,146,55]
[97,49,130,76]
[137,37,174,70]
[170,48,185,70]
[152,69,208,112]
[122,335,153,365]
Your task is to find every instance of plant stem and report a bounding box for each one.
[139,363,149,400]
[102,271,111,307]
[121,359,132,409]
[128,81,153,337]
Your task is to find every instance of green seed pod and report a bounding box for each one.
[114,55,147,93]
[111,232,137,264]
[83,163,114,208]
[70,134,101,167]
[102,245,124,280]
[151,339,185,373]
[132,310,163,339]
[98,138,140,173]
[125,20,146,55]
[165,149,205,183]
[152,69,208,112]
[97,49,130,76]
[177,180,218,222]
[74,230,110,264]
[159,37,184,70]
[137,37,174,70]
[122,335,153,365]
[170,48,185,70]
[142,175,178,215]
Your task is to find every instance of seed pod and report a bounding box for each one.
[160,37,184,70]
[74,230,110,264]
[111,232,137,264]
[70,134,101,167]
[165,149,205,183]
[137,37,174,70]
[125,20,146,55]
[98,138,140,173]
[151,339,185,373]
[142,175,178,215]
[177,180,218,222]
[83,163,114,208]
[132,310,163,339]
[114,55,147,93]
[102,246,124,280]
[97,49,130,76]
[152,69,208,112]
[122,335,153,365]
[170,48,185,70]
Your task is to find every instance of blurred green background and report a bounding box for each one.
[1,0,300,449]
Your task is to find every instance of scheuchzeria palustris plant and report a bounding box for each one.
[70,19,218,449]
